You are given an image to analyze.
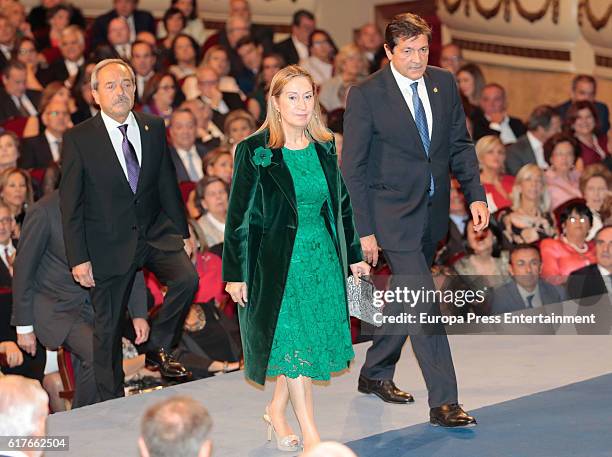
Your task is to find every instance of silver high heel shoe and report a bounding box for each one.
[263,406,301,452]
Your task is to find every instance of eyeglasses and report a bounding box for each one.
[158,85,175,91]
[568,216,588,224]
[0,217,14,225]
[18,48,36,55]
[312,40,330,46]
[47,110,69,117]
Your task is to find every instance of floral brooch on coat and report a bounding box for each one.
[252,146,272,167]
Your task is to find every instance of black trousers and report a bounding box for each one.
[360,202,458,408]
[90,240,198,401]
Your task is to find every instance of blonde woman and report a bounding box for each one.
[475,135,514,213]
[182,45,243,100]
[503,163,556,245]
[223,65,369,452]
[319,43,369,112]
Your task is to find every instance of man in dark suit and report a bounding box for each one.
[59,59,198,401]
[342,13,489,427]
[39,26,85,87]
[273,9,315,66]
[505,105,562,176]
[356,23,384,74]
[0,60,41,125]
[168,109,209,183]
[11,191,149,407]
[556,74,610,136]
[491,244,564,314]
[435,179,469,266]
[90,0,155,50]
[0,15,16,73]
[472,83,526,144]
[196,66,244,130]
[131,40,156,104]
[19,99,70,169]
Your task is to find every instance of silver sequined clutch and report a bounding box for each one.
[346,275,382,327]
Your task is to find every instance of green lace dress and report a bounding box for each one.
[266,142,354,380]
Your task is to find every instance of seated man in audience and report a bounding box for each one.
[11,191,149,407]
[169,109,209,183]
[556,74,610,136]
[104,16,133,61]
[27,0,86,35]
[131,40,157,104]
[567,225,612,300]
[40,25,85,88]
[180,98,225,149]
[139,395,213,457]
[0,15,17,73]
[19,99,70,170]
[90,0,155,49]
[0,60,40,124]
[472,83,526,144]
[0,374,49,457]
[273,9,315,66]
[439,43,464,76]
[490,243,564,314]
[356,23,383,74]
[234,36,263,95]
[505,105,562,176]
[435,178,469,265]
[196,65,244,130]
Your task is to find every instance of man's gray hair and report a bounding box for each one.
[141,395,212,457]
[0,375,49,436]
[90,58,136,91]
[61,25,85,45]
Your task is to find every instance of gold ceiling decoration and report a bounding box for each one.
[440,0,560,24]
[578,0,612,31]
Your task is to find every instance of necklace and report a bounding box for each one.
[562,236,588,254]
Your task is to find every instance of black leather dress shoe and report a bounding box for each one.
[145,348,192,379]
[358,375,415,404]
[430,403,477,427]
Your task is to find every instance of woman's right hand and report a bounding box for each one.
[226,282,248,307]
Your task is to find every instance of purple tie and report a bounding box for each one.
[118,124,140,193]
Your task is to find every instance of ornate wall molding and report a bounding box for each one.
[578,1,612,31]
[440,0,560,24]
[452,38,571,61]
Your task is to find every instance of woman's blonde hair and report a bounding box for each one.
[335,43,369,77]
[0,167,34,209]
[511,163,550,212]
[254,64,333,149]
[475,135,504,169]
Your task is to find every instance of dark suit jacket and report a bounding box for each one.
[0,251,11,288]
[39,58,84,86]
[342,64,486,251]
[273,37,300,65]
[567,264,608,301]
[11,192,148,349]
[556,99,610,136]
[490,279,565,315]
[90,9,155,49]
[59,111,188,278]
[0,87,42,124]
[169,144,209,182]
[505,134,537,176]
[19,134,55,170]
[471,112,527,143]
[207,92,244,130]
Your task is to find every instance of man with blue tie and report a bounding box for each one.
[59,59,199,401]
[342,13,489,427]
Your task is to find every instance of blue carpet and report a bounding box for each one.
[345,373,612,457]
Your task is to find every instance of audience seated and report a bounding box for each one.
[247,52,284,123]
[505,105,561,176]
[194,176,228,247]
[156,0,206,46]
[300,29,336,86]
[223,108,256,146]
[104,16,134,60]
[439,42,464,75]
[202,146,233,184]
[567,225,612,300]
[319,43,367,112]
[158,7,186,60]
[564,100,610,168]
[435,178,469,265]
[0,167,33,240]
[490,243,564,314]
[180,97,225,148]
[131,40,157,103]
[34,3,71,56]
[186,45,243,99]
[90,0,155,50]
[0,374,49,457]
[195,65,244,130]
[27,0,85,36]
[0,60,40,125]
[502,164,556,245]
[139,395,213,457]
[540,201,596,285]
[556,74,610,136]
[40,25,85,88]
[472,83,526,144]
[475,135,514,213]
[544,133,582,211]
[168,33,199,80]
[274,9,315,66]
[356,23,383,74]
[0,14,18,72]
[456,63,485,118]
[234,35,263,95]
[14,37,44,91]
[140,72,181,125]
[580,164,612,240]
[169,108,208,182]
[0,131,20,173]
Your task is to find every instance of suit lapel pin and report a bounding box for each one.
[433,87,438,93]
[144,124,149,131]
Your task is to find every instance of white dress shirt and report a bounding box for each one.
[206,212,225,233]
[0,241,15,272]
[488,115,517,145]
[11,94,37,116]
[292,35,309,61]
[516,282,542,309]
[45,130,62,162]
[0,44,12,60]
[389,62,432,140]
[126,14,136,43]
[526,131,548,169]
[597,265,612,293]
[176,145,203,181]
[114,43,131,60]
[300,56,333,86]
[100,110,142,180]
[65,57,84,78]
[136,72,153,100]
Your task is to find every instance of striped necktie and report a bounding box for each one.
[410,81,434,196]
[118,124,140,193]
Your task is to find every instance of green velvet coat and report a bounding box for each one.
[222,129,363,386]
